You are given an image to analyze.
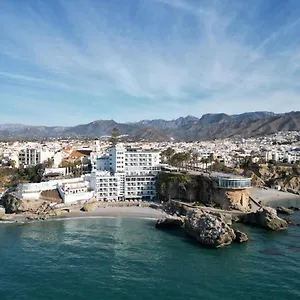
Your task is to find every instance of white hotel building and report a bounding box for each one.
[18,148,54,166]
[89,144,161,201]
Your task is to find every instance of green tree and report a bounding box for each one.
[191,152,199,169]
[7,159,16,168]
[45,158,54,168]
[109,127,120,146]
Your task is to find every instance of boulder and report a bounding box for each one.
[149,203,162,210]
[233,230,248,243]
[156,215,184,229]
[184,209,236,248]
[81,202,98,212]
[0,214,12,221]
[288,206,300,211]
[2,194,22,213]
[276,206,294,215]
[243,206,288,231]
[0,205,5,216]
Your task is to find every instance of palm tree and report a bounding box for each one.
[161,147,175,164]
[191,152,199,169]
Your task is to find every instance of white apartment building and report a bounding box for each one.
[90,153,110,172]
[89,144,161,201]
[58,180,94,204]
[18,148,54,166]
[89,171,122,201]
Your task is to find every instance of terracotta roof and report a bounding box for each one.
[77,149,92,156]
[68,151,86,159]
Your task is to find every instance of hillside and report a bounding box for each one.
[0,111,299,141]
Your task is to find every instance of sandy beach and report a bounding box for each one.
[251,187,300,206]
[1,206,168,223]
[58,206,168,219]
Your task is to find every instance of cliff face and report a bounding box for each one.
[242,164,300,192]
[157,173,250,211]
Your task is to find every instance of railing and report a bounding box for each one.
[217,178,251,189]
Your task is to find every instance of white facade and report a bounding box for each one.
[89,171,121,201]
[44,167,67,176]
[125,175,156,199]
[109,145,125,173]
[19,148,54,166]
[90,145,161,201]
[53,151,63,167]
[16,178,87,201]
[58,180,94,204]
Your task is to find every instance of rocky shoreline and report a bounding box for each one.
[155,200,292,248]
[0,200,167,223]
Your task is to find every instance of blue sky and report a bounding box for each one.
[1,0,300,126]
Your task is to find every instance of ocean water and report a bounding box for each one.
[1,214,300,300]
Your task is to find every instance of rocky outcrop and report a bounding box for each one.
[233,230,248,243]
[81,202,98,212]
[184,209,236,248]
[2,193,49,214]
[243,206,288,231]
[288,206,300,211]
[276,206,294,215]
[156,215,184,229]
[243,170,266,187]
[163,200,193,216]
[0,205,5,216]
[0,214,12,221]
[157,173,251,212]
[242,164,300,192]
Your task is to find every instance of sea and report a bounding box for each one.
[1,202,300,300]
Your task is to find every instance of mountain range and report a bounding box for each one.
[0,111,299,141]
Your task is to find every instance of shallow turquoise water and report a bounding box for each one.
[1,214,300,300]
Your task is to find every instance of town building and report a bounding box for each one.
[89,144,161,201]
[18,148,54,166]
[57,180,94,204]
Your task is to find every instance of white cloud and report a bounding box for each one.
[0,0,299,125]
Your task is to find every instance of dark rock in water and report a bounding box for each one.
[287,188,297,194]
[259,248,284,256]
[184,209,236,248]
[287,246,300,253]
[283,217,295,226]
[242,206,288,231]
[277,206,294,215]
[149,203,162,210]
[156,216,184,229]
[233,230,248,243]
[288,206,300,211]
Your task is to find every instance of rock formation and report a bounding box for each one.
[1,193,50,214]
[81,202,98,212]
[0,205,5,216]
[157,173,251,212]
[156,215,184,229]
[233,230,248,243]
[185,209,236,248]
[288,206,300,211]
[276,206,294,215]
[243,206,288,230]
[162,200,193,216]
